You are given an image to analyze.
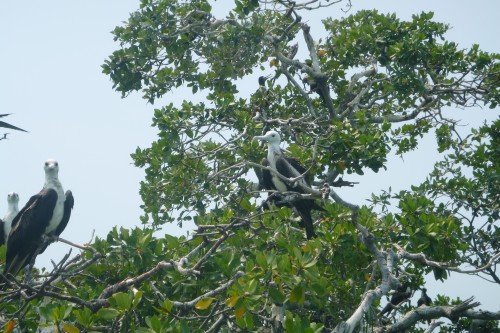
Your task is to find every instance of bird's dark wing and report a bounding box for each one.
[276,156,311,188]
[284,156,307,174]
[0,219,4,246]
[390,284,411,305]
[275,156,319,239]
[4,188,57,276]
[418,290,432,306]
[55,190,74,236]
[379,284,411,317]
[275,157,300,190]
[261,158,276,191]
[293,201,317,239]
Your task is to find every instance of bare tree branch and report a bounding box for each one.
[394,244,500,275]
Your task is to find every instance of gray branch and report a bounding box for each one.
[377,298,500,333]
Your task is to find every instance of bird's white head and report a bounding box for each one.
[253,130,281,145]
[253,131,282,156]
[44,159,60,179]
[7,192,19,207]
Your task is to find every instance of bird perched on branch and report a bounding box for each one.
[253,75,273,131]
[378,282,412,317]
[417,288,432,307]
[417,287,432,324]
[4,159,74,277]
[254,130,323,239]
[0,192,20,246]
[285,43,298,60]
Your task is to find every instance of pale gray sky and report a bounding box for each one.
[1,0,498,314]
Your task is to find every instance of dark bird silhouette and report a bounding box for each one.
[417,288,432,307]
[4,159,74,277]
[0,113,27,132]
[254,75,273,132]
[258,75,271,88]
[254,131,323,239]
[378,282,412,317]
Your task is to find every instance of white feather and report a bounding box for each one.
[43,159,66,234]
[3,192,19,241]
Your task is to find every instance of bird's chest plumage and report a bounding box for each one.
[46,185,65,234]
[3,210,17,237]
[268,152,288,192]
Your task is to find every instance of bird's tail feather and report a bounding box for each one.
[3,254,30,277]
[295,207,316,239]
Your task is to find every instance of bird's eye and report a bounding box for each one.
[45,162,49,166]
[55,162,58,166]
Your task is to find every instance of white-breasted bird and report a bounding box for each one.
[0,192,20,245]
[254,131,323,239]
[4,159,74,276]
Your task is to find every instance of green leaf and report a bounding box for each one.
[134,328,153,333]
[245,312,254,330]
[226,295,241,308]
[111,292,132,311]
[161,299,173,312]
[74,308,95,328]
[146,316,161,332]
[194,298,215,310]
[62,323,80,333]
[255,251,268,270]
[268,287,286,304]
[289,285,305,304]
[97,308,120,321]
[133,290,143,309]
[303,258,318,269]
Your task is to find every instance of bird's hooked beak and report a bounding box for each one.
[253,135,266,142]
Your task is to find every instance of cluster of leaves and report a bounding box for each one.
[1,0,499,332]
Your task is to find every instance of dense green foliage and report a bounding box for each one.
[1,1,499,332]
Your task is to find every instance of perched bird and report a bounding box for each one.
[4,159,74,276]
[285,43,298,60]
[253,75,273,131]
[0,192,20,245]
[258,75,271,89]
[254,130,322,239]
[378,282,412,317]
[417,288,432,307]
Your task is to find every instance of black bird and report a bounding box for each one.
[258,75,271,88]
[417,288,432,307]
[378,282,412,317]
[254,130,323,239]
[4,159,74,277]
